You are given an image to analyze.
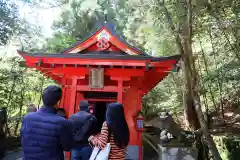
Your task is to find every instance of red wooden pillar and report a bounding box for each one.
[65,76,77,160]
[74,76,85,113]
[69,76,77,115]
[138,90,144,160]
[117,79,123,103]
[111,77,131,103]
[60,76,66,109]
[75,91,85,112]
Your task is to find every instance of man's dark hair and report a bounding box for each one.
[79,100,90,112]
[42,85,62,107]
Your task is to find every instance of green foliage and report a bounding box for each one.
[123,0,178,55]
[0,57,54,118]
[18,20,45,52]
[1,0,240,143]
[142,73,183,120]
[0,57,55,136]
[215,136,240,160]
[41,0,129,52]
[25,0,239,117]
[43,32,77,52]
[0,0,20,45]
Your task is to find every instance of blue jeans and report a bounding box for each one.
[72,145,92,160]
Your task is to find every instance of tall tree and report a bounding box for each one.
[0,0,20,45]
[160,0,222,159]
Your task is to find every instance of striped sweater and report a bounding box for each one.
[89,121,127,160]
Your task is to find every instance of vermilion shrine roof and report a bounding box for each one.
[18,22,181,62]
[18,22,181,93]
[61,22,149,56]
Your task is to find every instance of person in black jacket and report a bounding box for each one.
[69,100,98,160]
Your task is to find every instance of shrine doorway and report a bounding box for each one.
[94,101,107,132]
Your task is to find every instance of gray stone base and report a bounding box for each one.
[2,151,22,160]
[125,145,140,160]
[158,144,198,160]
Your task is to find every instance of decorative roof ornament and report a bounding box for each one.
[104,10,108,24]
[172,62,181,72]
[125,49,138,55]
[20,40,24,51]
[97,30,111,41]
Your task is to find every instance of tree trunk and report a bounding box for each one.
[207,28,225,116]
[196,52,210,128]
[37,76,45,109]
[14,86,25,136]
[184,0,222,159]
[158,0,222,159]
[184,1,222,159]
[193,94,222,160]
[197,35,219,112]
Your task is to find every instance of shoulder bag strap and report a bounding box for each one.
[74,115,92,141]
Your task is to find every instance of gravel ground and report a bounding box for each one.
[2,150,22,160]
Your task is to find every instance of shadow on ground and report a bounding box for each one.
[2,150,22,160]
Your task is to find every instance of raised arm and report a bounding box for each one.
[89,116,99,136]
[89,121,108,149]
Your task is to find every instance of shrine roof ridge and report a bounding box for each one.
[60,22,148,56]
[18,50,181,61]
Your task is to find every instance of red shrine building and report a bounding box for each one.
[18,22,180,160]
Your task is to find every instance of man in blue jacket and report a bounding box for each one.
[21,85,73,160]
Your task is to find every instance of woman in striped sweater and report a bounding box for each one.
[88,102,130,160]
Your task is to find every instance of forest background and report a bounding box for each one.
[0,0,240,159]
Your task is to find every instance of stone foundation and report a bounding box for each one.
[158,144,198,160]
[125,145,141,160]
